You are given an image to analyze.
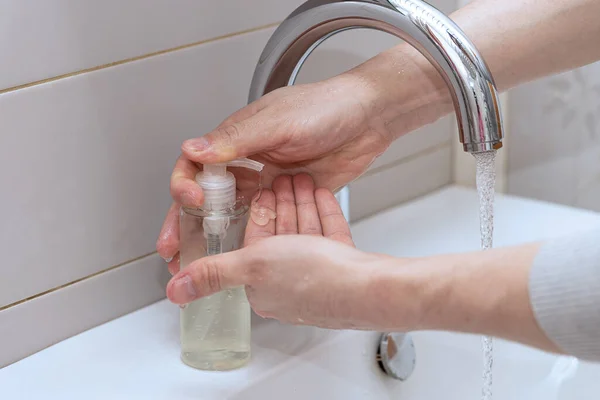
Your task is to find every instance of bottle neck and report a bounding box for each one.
[180,201,249,218]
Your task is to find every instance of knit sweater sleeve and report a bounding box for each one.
[529,227,600,362]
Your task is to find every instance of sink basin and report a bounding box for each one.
[1,186,599,399]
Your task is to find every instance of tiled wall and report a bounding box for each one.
[506,61,600,211]
[452,1,600,206]
[0,0,456,367]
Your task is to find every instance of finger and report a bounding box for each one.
[245,189,276,246]
[168,252,180,275]
[315,188,355,247]
[293,174,322,236]
[272,175,298,235]
[156,203,181,259]
[181,112,288,164]
[167,249,249,304]
[170,155,203,207]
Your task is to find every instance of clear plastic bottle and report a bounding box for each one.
[179,159,263,371]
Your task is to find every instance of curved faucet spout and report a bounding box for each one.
[248,0,503,153]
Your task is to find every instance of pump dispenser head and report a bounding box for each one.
[195,158,263,212]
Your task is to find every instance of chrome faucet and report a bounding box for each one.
[247,0,504,378]
[248,0,503,218]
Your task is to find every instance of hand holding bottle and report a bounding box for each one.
[165,171,564,355]
[166,173,414,330]
[155,73,400,267]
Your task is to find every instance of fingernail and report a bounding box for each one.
[181,191,201,207]
[184,137,211,153]
[171,275,197,304]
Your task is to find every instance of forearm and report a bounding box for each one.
[349,0,600,138]
[375,243,561,354]
[451,0,600,90]
[408,244,561,354]
[378,227,600,361]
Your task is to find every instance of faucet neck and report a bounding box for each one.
[249,0,503,153]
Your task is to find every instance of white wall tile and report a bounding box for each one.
[1,3,464,308]
[507,154,578,206]
[507,62,600,210]
[575,144,600,211]
[295,28,401,83]
[0,28,277,308]
[372,117,452,172]
[0,0,299,90]
[0,0,456,91]
[349,144,452,221]
[0,0,462,365]
[0,254,170,368]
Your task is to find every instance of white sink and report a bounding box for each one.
[1,186,599,399]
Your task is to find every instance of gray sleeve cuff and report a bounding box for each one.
[529,227,600,362]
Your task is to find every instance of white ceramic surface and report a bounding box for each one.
[1,186,599,399]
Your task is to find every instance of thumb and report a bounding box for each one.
[181,116,283,164]
[166,249,248,304]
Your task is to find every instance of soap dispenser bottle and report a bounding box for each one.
[179,158,263,371]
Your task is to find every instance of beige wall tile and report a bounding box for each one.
[0,0,463,366]
[0,254,170,368]
[0,0,299,90]
[507,62,600,210]
[349,144,452,221]
[0,28,277,307]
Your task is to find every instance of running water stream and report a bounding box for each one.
[474,150,497,400]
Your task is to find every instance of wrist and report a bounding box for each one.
[413,245,555,351]
[343,43,453,139]
[363,256,428,332]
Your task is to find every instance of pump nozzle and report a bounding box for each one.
[195,158,264,212]
[225,158,264,172]
[194,158,264,255]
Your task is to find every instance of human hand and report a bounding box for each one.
[156,72,394,264]
[166,174,402,330]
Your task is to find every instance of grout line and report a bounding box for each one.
[351,142,452,223]
[0,251,159,312]
[0,141,450,311]
[361,141,451,179]
[0,22,280,95]
[1,145,449,311]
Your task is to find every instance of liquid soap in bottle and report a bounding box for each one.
[179,158,263,371]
